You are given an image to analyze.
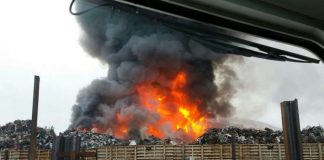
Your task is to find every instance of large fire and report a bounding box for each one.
[84,71,209,140]
[72,5,238,142]
[132,71,208,139]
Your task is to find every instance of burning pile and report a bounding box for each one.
[70,3,238,141]
[59,129,125,148]
[2,120,324,149]
[134,71,208,139]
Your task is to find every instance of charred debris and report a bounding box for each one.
[1,120,324,150]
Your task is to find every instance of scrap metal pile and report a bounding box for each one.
[195,127,283,144]
[59,129,126,148]
[0,120,55,150]
[196,126,324,144]
[1,120,324,150]
[59,130,170,148]
[301,126,324,143]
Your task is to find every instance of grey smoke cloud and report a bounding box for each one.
[70,2,240,139]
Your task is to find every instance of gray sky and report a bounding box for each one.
[232,55,324,129]
[0,1,323,133]
[0,0,107,132]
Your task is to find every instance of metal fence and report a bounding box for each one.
[1,143,323,160]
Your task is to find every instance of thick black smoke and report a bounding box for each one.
[70,2,239,139]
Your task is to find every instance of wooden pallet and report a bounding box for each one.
[1,143,324,160]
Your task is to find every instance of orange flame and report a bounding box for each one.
[135,71,208,139]
[114,113,129,138]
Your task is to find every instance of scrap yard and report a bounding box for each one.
[1,120,324,159]
[1,0,324,160]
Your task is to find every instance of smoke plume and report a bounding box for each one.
[70,2,240,139]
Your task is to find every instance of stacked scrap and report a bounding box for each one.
[141,135,165,145]
[2,120,324,150]
[0,120,55,150]
[195,127,283,144]
[59,129,126,148]
[60,130,166,148]
[196,126,324,144]
[301,126,324,143]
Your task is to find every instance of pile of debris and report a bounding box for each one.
[0,120,55,150]
[195,127,283,144]
[0,120,167,149]
[196,126,324,144]
[141,135,165,145]
[2,120,324,149]
[301,126,324,143]
[58,126,324,146]
[60,130,169,148]
[59,129,126,148]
